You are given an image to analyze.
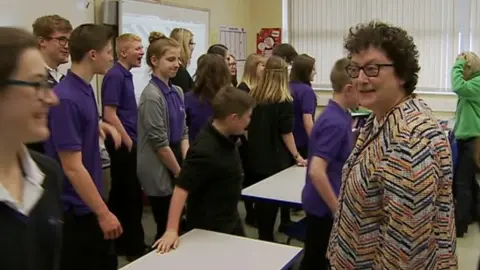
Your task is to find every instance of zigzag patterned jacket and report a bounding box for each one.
[327,95,458,269]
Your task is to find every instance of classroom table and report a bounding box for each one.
[120,229,303,270]
[242,166,306,208]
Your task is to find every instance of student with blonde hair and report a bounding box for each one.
[452,51,480,237]
[170,28,195,92]
[101,33,145,260]
[248,56,306,242]
[137,31,189,241]
[238,53,266,92]
[237,53,266,226]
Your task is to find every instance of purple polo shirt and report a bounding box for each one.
[290,81,317,149]
[185,92,213,142]
[301,99,353,217]
[44,71,103,215]
[151,75,185,144]
[101,62,138,142]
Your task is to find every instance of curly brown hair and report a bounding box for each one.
[193,53,231,102]
[344,21,420,94]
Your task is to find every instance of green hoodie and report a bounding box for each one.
[452,59,480,139]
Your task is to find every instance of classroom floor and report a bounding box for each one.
[118,203,480,269]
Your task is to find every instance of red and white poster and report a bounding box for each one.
[256,28,282,57]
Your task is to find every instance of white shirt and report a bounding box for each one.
[0,150,45,216]
[45,64,64,83]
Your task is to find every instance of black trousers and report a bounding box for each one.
[60,212,117,270]
[230,219,246,237]
[454,138,480,234]
[251,173,291,242]
[105,138,145,256]
[299,214,333,270]
[148,195,172,241]
[298,146,309,159]
[147,141,183,242]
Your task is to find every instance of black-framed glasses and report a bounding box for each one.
[1,79,52,97]
[345,64,394,78]
[48,36,69,46]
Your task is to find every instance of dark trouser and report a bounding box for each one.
[148,141,183,241]
[454,138,480,234]
[148,195,172,241]
[251,173,291,241]
[105,138,145,256]
[60,212,117,270]
[298,146,308,159]
[300,214,333,270]
[240,140,256,223]
[243,171,256,224]
[230,219,246,237]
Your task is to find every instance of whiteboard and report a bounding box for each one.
[0,0,94,29]
[119,0,210,102]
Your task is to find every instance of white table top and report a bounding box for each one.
[120,229,303,270]
[242,166,306,207]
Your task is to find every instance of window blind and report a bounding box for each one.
[288,0,459,92]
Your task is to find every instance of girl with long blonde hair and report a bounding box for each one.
[247,56,306,242]
[238,53,266,92]
[169,28,195,92]
[237,53,266,226]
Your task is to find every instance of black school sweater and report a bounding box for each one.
[0,151,63,270]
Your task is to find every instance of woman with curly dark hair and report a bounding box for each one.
[185,53,231,142]
[326,21,457,269]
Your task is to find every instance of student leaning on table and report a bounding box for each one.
[153,86,255,253]
[137,31,189,242]
[0,27,62,270]
[327,21,457,269]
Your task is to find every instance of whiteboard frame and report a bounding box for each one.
[118,0,210,50]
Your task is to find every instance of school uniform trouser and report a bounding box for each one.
[299,213,333,270]
[148,195,172,241]
[454,138,480,235]
[251,172,291,241]
[105,138,145,256]
[60,211,117,270]
[297,146,308,159]
[148,141,183,241]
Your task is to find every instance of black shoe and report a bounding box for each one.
[456,224,468,238]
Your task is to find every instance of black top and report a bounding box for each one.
[171,65,194,93]
[236,82,251,175]
[26,70,63,154]
[176,122,243,233]
[237,82,250,93]
[247,101,295,177]
[0,151,63,270]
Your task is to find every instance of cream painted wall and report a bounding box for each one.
[93,0,456,120]
[248,0,282,52]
